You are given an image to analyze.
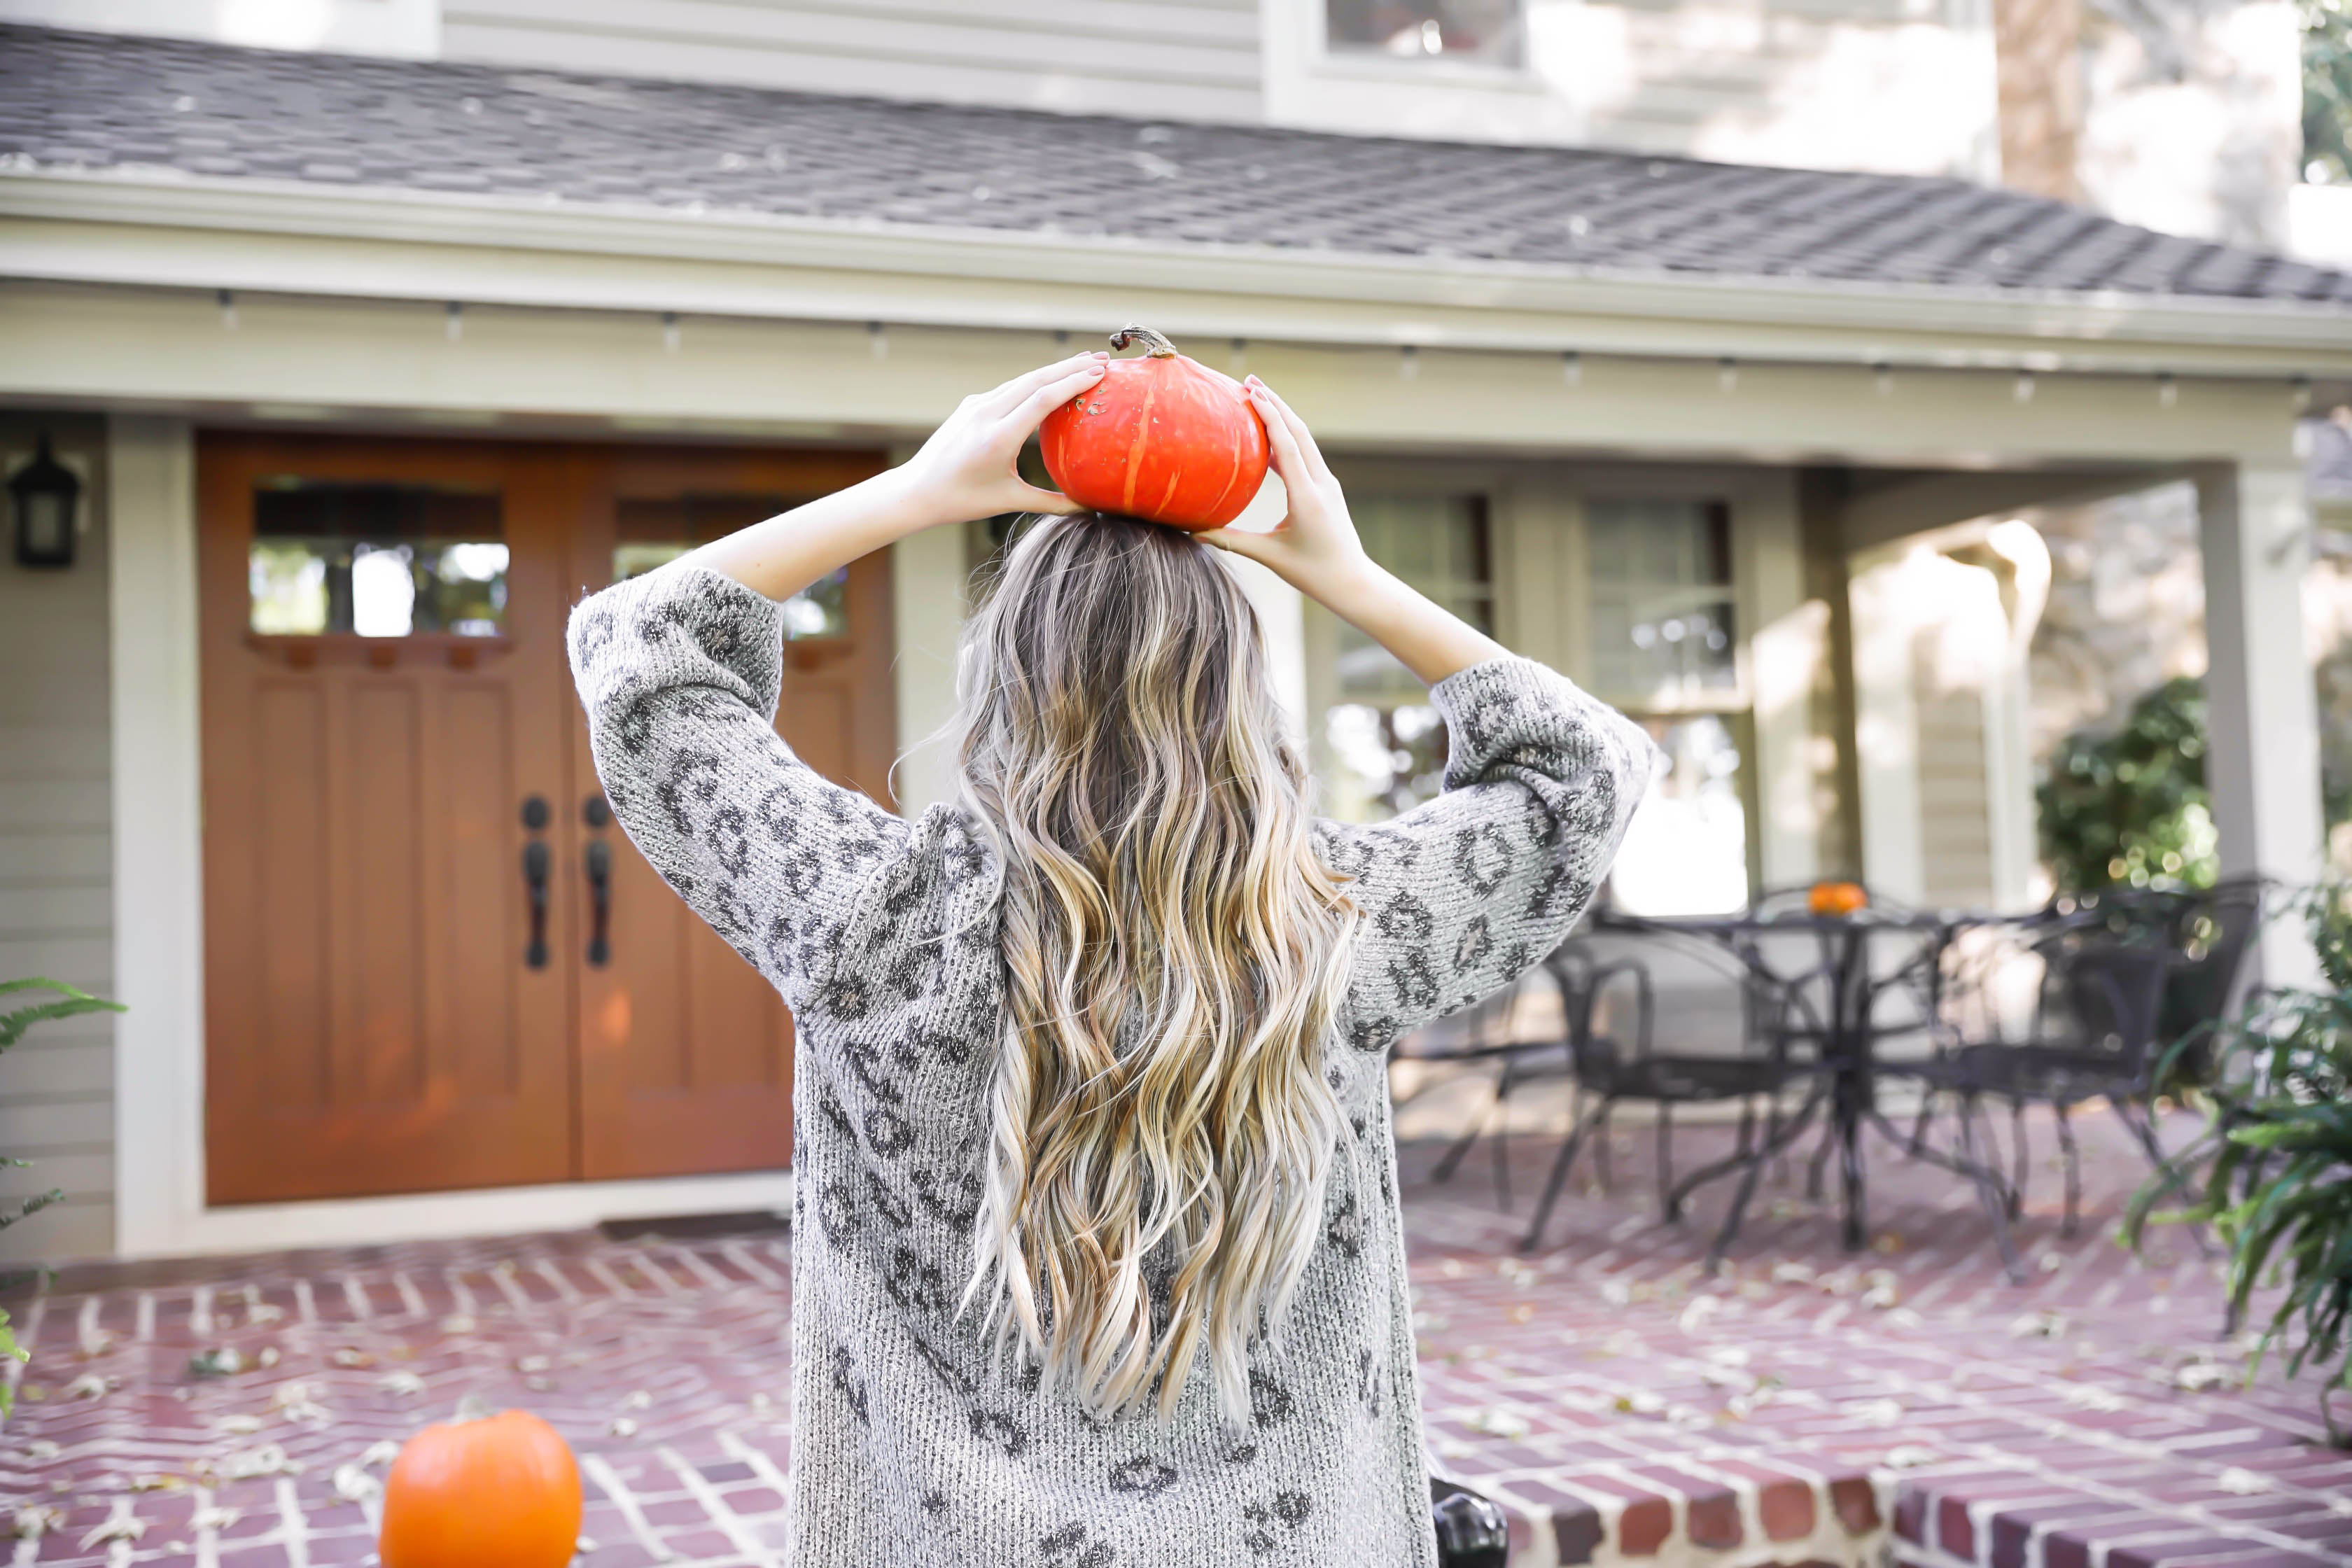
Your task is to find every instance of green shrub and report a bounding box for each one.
[0,977,125,1417]
[2124,888,2352,1447]
[2038,676,2218,895]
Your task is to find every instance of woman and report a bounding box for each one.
[567,352,1653,1565]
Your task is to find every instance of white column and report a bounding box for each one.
[888,524,971,816]
[106,414,205,1258]
[1737,472,1823,891]
[2197,458,2325,988]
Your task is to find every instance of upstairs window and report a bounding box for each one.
[1324,0,1525,68]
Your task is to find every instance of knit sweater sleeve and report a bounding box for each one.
[566,564,909,1015]
[1316,655,1655,1057]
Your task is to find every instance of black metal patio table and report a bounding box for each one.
[1587,904,2028,1282]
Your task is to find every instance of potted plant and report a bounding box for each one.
[2124,887,2352,1446]
[0,977,124,1416]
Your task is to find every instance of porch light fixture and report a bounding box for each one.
[10,433,82,570]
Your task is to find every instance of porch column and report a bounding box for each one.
[2195,458,2325,987]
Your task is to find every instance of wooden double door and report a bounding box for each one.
[198,434,896,1204]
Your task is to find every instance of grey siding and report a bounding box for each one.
[442,0,1265,122]
[0,412,113,1267]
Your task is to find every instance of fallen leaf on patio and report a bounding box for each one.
[517,1354,554,1374]
[255,1347,281,1368]
[17,1385,45,1402]
[216,1443,300,1481]
[1496,1259,1536,1287]
[2007,1310,2068,1338]
[1466,1407,1531,1439]
[216,1413,265,1435]
[360,1439,400,1468]
[578,1535,599,1553]
[2173,1362,2230,1392]
[1700,1364,1751,1390]
[1872,1233,1905,1254]
[330,1347,376,1369]
[1613,1390,1666,1417]
[272,1382,330,1423]
[63,1373,110,1399]
[1849,1397,1904,1426]
[1600,1279,1633,1306]
[455,1393,493,1422]
[440,1314,477,1334]
[21,1439,59,1461]
[76,1329,118,1359]
[1677,1297,1723,1334]
[2216,1467,2269,1495]
[1439,1259,1466,1279]
[1861,1283,1900,1310]
[1885,1306,1925,1328]
[1770,1262,1816,1284]
[1884,1445,1939,1468]
[78,1515,146,1548]
[1704,1345,1750,1367]
[244,1303,286,1326]
[129,1473,183,1491]
[332,1462,381,1502]
[609,1415,639,1438]
[1507,1304,1535,1324]
[2058,1384,2125,1411]
[190,1506,242,1532]
[377,1370,426,1397]
[10,1504,64,1539]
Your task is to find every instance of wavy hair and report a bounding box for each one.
[953,512,1359,1425]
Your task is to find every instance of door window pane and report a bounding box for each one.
[1609,715,1750,915]
[1326,0,1524,66]
[615,494,845,638]
[249,482,506,637]
[1323,494,1493,820]
[1588,498,1737,706]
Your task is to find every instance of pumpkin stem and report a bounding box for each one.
[1108,325,1179,358]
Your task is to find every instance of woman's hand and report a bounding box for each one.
[1198,377,1373,596]
[897,352,1108,526]
[1205,377,1509,687]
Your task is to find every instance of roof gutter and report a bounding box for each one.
[6,167,2351,379]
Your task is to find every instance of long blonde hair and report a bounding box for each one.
[954,512,1359,1425]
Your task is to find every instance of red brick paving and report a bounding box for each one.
[1,1106,2347,1566]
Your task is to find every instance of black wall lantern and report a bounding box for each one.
[11,434,83,570]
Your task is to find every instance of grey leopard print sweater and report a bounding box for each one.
[567,564,1653,1567]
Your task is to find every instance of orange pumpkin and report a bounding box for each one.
[379,1408,582,1568]
[1808,881,1870,917]
[1040,326,1268,532]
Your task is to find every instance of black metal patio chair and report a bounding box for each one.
[1894,927,2176,1235]
[1516,941,1812,1254]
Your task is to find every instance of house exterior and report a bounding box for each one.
[0,0,2334,1266]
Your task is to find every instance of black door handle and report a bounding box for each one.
[585,839,612,967]
[522,839,551,969]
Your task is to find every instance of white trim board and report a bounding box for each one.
[8,170,2352,376]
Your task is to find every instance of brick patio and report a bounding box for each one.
[3,1105,2347,1567]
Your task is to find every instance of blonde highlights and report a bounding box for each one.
[954,512,1359,1424]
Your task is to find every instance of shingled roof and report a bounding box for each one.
[5,22,2351,308]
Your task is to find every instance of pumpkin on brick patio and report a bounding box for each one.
[379,1408,582,1568]
[1040,325,1268,531]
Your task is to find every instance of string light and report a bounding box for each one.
[1229,338,1248,377]
[2012,370,2035,403]
[868,321,889,360]
[662,312,681,353]
[2157,371,2176,408]
[1561,350,1581,387]
[1398,345,1419,382]
[2294,374,2314,412]
[1872,361,1893,398]
[444,302,464,343]
[218,289,237,331]
[1716,356,1737,393]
